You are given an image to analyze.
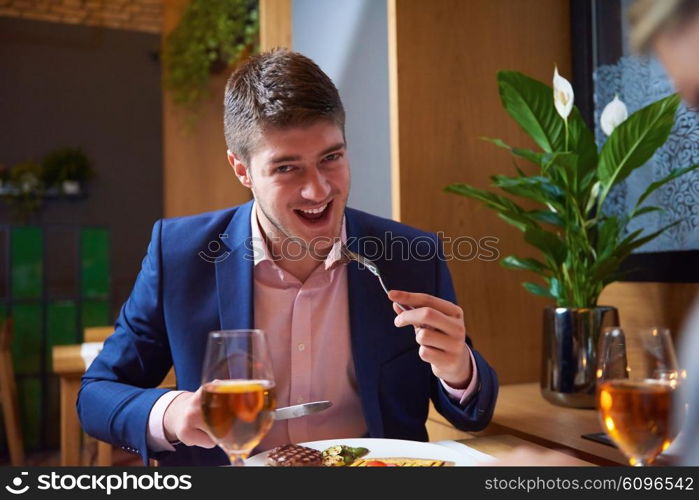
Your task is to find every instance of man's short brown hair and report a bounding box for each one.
[223,49,345,164]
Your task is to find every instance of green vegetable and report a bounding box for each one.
[322,445,369,465]
[347,446,369,459]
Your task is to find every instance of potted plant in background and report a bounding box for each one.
[445,69,698,407]
[3,161,45,222]
[42,147,94,196]
[162,0,259,113]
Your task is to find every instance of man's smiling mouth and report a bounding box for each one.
[294,200,333,222]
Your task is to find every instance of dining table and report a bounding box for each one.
[53,342,599,466]
[428,382,627,465]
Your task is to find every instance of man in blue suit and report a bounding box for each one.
[78,49,498,466]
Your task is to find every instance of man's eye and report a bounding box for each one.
[275,165,295,173]
[324,153,341,162]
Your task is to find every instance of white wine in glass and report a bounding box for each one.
[200,330,276,466]
[596,327,682,466]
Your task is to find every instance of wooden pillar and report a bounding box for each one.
[259,0,292,51]
[162,0,252,218]
[388,0,572,383]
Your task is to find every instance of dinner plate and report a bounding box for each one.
[245,437,490,466]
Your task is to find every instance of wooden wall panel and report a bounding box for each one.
[389,0,572,383]
[259,0,292,51]
[163,0,251,218]
[599,282,699,343]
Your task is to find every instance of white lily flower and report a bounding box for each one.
[553,66,574,120]
[600,95,629,136]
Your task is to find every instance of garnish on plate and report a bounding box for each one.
[321,445,370,466]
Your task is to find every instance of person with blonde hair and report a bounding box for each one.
[628,0,699,467]
[630,0,699,108]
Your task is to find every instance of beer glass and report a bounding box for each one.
[200,329,276,466]
[596,327,682,466]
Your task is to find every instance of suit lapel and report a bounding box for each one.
[345,209,385,437]
[215,200,255,331]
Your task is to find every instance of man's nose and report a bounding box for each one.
[300,168,331,201]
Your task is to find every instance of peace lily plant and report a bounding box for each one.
[445,68,699,308]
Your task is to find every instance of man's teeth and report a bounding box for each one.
[299,203,328,214]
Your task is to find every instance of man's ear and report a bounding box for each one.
[227,150,253,189]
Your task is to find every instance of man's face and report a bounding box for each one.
[231,120,350,252]
[656,15,699,109]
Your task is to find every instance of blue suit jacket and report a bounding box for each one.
[77,201,498,466]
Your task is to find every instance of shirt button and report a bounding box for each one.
[297,343,305,352]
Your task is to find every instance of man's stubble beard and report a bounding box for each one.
[252,186,348,260]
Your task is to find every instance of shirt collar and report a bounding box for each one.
[250,201,346,269]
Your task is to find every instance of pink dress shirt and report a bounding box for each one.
[146,203,478,452]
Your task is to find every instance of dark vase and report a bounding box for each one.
[540,306,620,408]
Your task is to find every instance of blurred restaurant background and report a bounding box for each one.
[0,0,697,465]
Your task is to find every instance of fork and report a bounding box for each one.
[339,243,412,312]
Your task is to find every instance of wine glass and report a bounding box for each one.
[200,329,276,466]
[596,327,682,466]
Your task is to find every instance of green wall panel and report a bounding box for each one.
[2,225,112,452]
[45,376,60,449]
[11,303,42,375]
[16,376,42,451]
[10,227,43,299]
[81,228,109,299]
[81,300,111,332]
[46,301,78,371]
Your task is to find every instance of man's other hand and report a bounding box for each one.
[163,386,217,448]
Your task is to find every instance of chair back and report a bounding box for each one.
[0,317,12,352]
[0,317,25,465]
[84,326,114,343]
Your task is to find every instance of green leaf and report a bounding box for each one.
[541,152,578,193]
[524,227,566,265]
[591,256,621,283]
[481,137,544,166]
[523,281,555,298]
[634,163,699,209]
[631,205,663,218]
[496,71,596,167]
[445,183,540,232]
[501,256,547,273]
[497,213,538,232]
[596,216,619,258]
[598,94,680,198]
[549,277,563,300]
[491,175,564,207]
[527,210,565,226]
[497,71,564,152]
[444,183,526,215]
[613,228,644,257]
[615,221,681,258]
[513,161,527,177]
[567,107,598,173]
[584,181,601,215]
[580,169,599,195]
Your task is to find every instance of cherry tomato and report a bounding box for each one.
[365,460,387,467]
